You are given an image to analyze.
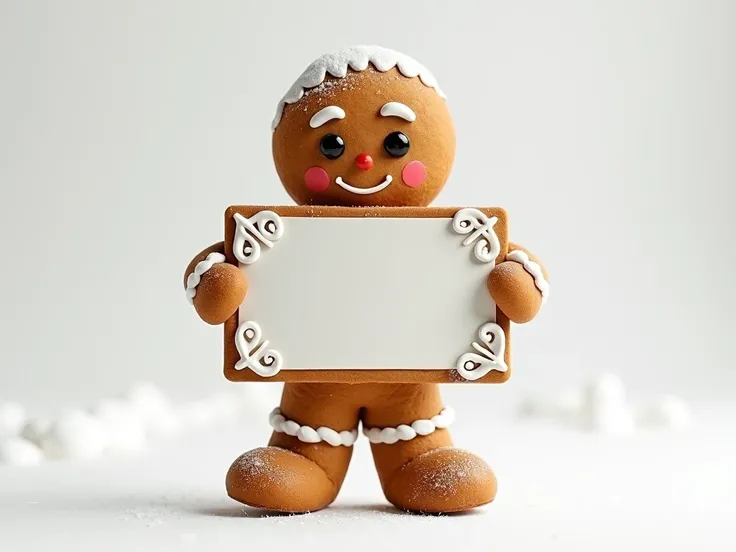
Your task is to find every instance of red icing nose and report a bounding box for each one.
[355,153,373,170]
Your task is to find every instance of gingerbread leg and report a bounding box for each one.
[365,384,497,513]
[226,383,359,513]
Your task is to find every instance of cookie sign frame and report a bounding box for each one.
[222,205,511,384]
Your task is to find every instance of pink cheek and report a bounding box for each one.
[304,166,330,192]
[402,161,426,188]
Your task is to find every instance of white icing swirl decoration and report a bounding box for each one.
[269,408,358,447]
[452,208,501,263]
[234,321,283,377]
[185,252,226,304]
[362,407,456,444]
[506,250,549,303]
[232,211,284,265]
[456,322,508,381]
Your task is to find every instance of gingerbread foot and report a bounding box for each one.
[226,446,338,513]
[383,447,497,513]
[365,384,497,513]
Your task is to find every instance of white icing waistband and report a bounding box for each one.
[363,407,456,444]
[185,252,227,304]
[269,408,359,447]
[506,250,549,303]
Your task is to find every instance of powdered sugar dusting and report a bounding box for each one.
[302,72,357,102]
[407,447,486,502]
[233,447,297,491]
[272,45,445,130]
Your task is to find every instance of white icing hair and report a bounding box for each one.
[272,45,445,130]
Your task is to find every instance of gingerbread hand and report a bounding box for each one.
[488,244,548,324]
[184,242,247,325]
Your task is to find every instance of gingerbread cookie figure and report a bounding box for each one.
[184,46,548,513]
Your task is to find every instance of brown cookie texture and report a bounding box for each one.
[272,65,455,207]
[226,446,337,513]
[488,262,542,324]
[184,242,247,326]
[383,447,497,513]
[488,243,547,324]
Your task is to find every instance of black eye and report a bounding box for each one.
[319,134,345,159]
[384,131,410,157]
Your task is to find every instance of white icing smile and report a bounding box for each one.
[335,175,393,195]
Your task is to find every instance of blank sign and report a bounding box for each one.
[222,206,510,384]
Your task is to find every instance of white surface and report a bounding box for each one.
[1,1,735,403]
[0,403,733,552]
[239,217,496,369]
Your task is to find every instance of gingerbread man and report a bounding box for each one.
[184,46,548,513]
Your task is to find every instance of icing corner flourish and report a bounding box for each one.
[452,208,501,263]
[233,210,284,265]
[234,320,283,377]
[455,322,508,381]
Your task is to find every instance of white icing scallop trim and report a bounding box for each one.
[380,101,416,122]
[269,408,358,447]
[185,252,227,304]
[309,105,346,128]
[506,250,549,302]
[234,321,283,377]
[272,45,445,130]
[363,407,456,444]
[452,208,501,263]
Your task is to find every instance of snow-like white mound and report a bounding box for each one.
[518,374,692,435]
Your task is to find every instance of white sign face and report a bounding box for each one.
[230,211,506,377]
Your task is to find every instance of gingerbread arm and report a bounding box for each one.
[184,242,247,325]
[488,242,548,324]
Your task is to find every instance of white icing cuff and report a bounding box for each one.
[506,250,549,302]
[185,252,227,304]
[362,407,456,444]
[269,408,358,447]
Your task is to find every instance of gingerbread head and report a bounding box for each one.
[271,46,455,207]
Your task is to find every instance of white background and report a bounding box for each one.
[1,0,734,406]
[0,1,734,549]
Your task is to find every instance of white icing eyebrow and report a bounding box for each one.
[379,102,416,122]
[309,105,346,128]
